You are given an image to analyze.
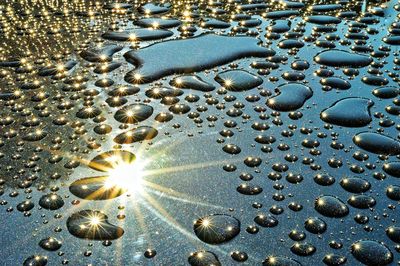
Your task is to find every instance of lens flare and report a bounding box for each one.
[104,157,147,193]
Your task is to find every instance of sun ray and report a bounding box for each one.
[146,189,225,210]
[142,156,245,177]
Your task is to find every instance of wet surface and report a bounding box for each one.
[1,0,400,265]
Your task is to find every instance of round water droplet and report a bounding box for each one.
[39,193,64,210]
[193,214,240,244]
[188,251,221,266]
[114,104,153,124]
[305,217,327,234]
[351,240,393,265]
[314,195,349,218]
[23,255,48,266]
[39,237,62,251]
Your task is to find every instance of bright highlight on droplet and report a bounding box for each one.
[202,219,210,227]
[104,157,147,193]
[90,216,101,226]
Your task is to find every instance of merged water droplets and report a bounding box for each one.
[320,98,374,127]
[70,150,140,200]
[290,242,316,256]
[124,34,272,84]
[66,210,124,240]
[215,70,263,91]
[266,83,313,111]
[170,75,215,92]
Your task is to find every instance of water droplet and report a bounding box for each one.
[193,214,240,244]
[67,210,124,240]
[351,240,393,265]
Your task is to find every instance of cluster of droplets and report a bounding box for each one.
[0,0,400,265]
